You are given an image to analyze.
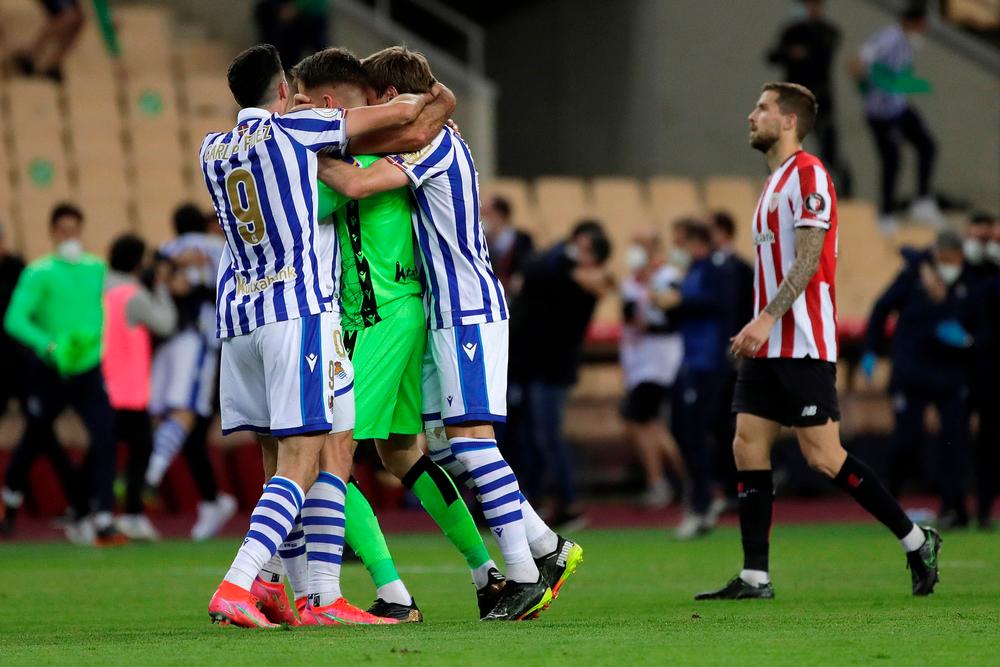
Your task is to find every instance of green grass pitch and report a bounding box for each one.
[1,525,997,665]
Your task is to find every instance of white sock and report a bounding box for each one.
[224,476,303,591]
[260,553,284,584]
[376,579,412,606]
[901,523,926,552]
[449,437,538,584]
[519,493,558,558]
[302,471,347,607]
[145,418,189,487]
[740,569,770,586]
[278,518,308,600]
[471,561,496,589]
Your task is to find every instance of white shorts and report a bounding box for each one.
[422,320,508,427]
[150,329,219,418]
[219,311,355,437]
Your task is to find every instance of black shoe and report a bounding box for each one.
[367,597,423,623]
[907,526,942,596]
[535,535,583,598]
[695,575,774,600]
[477,567,506,619]
[481,576,553,621]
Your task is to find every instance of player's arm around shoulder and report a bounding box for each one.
[317,153,409,201]
[344,83,448,144]
[350,83,456,155]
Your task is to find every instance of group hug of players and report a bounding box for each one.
[201,42,942,628]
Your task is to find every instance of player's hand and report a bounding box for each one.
[285,93,315,114]
[446,118,462,137]
[731,313,775,358]
[919,263,947,303]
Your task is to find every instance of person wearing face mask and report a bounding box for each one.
[619,228,685,509]
[851,4,942,233]
[1,203,123,545]
[508,220,614,530]
[862,230,978,527]
[964,213,1000,529]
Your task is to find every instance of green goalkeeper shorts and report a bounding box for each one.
[345,296,426,440]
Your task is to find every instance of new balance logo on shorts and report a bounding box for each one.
[305,353,318,372]
[801,405,818,417]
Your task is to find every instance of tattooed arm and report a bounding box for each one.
[730,226,826,358]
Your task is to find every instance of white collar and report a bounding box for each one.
[237,107,272,123]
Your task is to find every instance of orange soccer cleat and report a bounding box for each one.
[300,597,399,626]
[208,580,278,628]
[251,576,300,625]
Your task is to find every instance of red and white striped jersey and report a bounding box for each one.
[751,150,838,362]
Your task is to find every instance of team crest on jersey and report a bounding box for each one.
[805,192,827,215]
[768,193,780,212]
[334,361,348,381]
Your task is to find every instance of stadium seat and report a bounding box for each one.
[177,41,232,78]
[482,177,540,236]
[115,6,173,76]
[703,176,759,261]
[646,175,703,227]
[76,192,132,258]
[891,224,937,252]
[181,74,237,118]
[837,200,900,320]
[534,176,592,244]
[592,176,653,273]
[0,0,46,50]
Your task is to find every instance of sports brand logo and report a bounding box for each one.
[463,342,478,361]
[305,353,318,372]
[446,395,454,406]
[801,405,817,417]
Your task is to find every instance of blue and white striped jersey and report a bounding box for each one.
[387,127,506,329]
[858,24,912,120]
[201,106,347,338]
[160,232,225,339]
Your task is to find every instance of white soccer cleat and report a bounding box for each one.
[675,512,711,540]
[639,479,674,510]
[65,516,96,546]
[908,197,945,228]
[117,514,160,541]
[191,493,238,541]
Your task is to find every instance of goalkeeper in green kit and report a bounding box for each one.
[284,48,506,621]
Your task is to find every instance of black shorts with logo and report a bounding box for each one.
[731,358,840,427]
[620,381,672,423]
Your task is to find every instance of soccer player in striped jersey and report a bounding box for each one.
[203,44,449,628]
[695,82,940,601]
[286,47,509,621]
[318,47,582,621]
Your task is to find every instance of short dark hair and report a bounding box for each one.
[683,221,713,246]
[935,229,963,253]
[901,1,928,22]
[173,203,206,235]
[228,44,284,108]
[490,195,511,219]
[710,211,736,239]
[572,219,611,264]
[762,82,818,140]
[109,234,147,273]
[362,46,436,96]
[291,47,369,92]
[970,212,995,226]
[50,202,83,229]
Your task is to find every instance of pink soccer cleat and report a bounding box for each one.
[300,597,399,626]
[208,580,278,628]
[251,576,299,626]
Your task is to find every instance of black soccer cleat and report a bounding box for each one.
[477,567,507,619]
[367,597,424,623]
[694,575,775,600]
[535,535,583,599]
[907,526,942,596]
[482,576,553,621]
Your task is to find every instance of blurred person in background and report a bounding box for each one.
[620,227,685,509]
[851,4,942,233]
[656,221,729,539]
[483,194,534,297]
[963,213,1000,529]
[767,0,852,196]
[144,204,235,541]
[509,221,614,530]
[254,0,328,74]
[862,230,977,528]
[709,212,755,514]
[0,203,122,544]
[0,223,26,413]
[102,234,182,541]
[9,0,120,82]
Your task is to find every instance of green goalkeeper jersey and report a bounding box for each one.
[317,154,422,331]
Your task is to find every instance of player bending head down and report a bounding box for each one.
[694,82,941,601]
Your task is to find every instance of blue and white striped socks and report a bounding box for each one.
[224,476,303,590]
[301,471,347,607]
[145,418,190,487]
[449,437,538,583]
[279,518,308,601]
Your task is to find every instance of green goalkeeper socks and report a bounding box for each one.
[402,456,493,573]
[344,480,403,589]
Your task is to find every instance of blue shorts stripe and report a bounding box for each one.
[454,324,489,415]
[485,508,523,528]
[479,490,522,512]
[256,499,295,525]
[478,473,518,496]
[299,314,325,428]
[301,516,347,528]
[469,460,507,480]
[306,551,343,564]
[278,544,306,558]
[246,529,278,554]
